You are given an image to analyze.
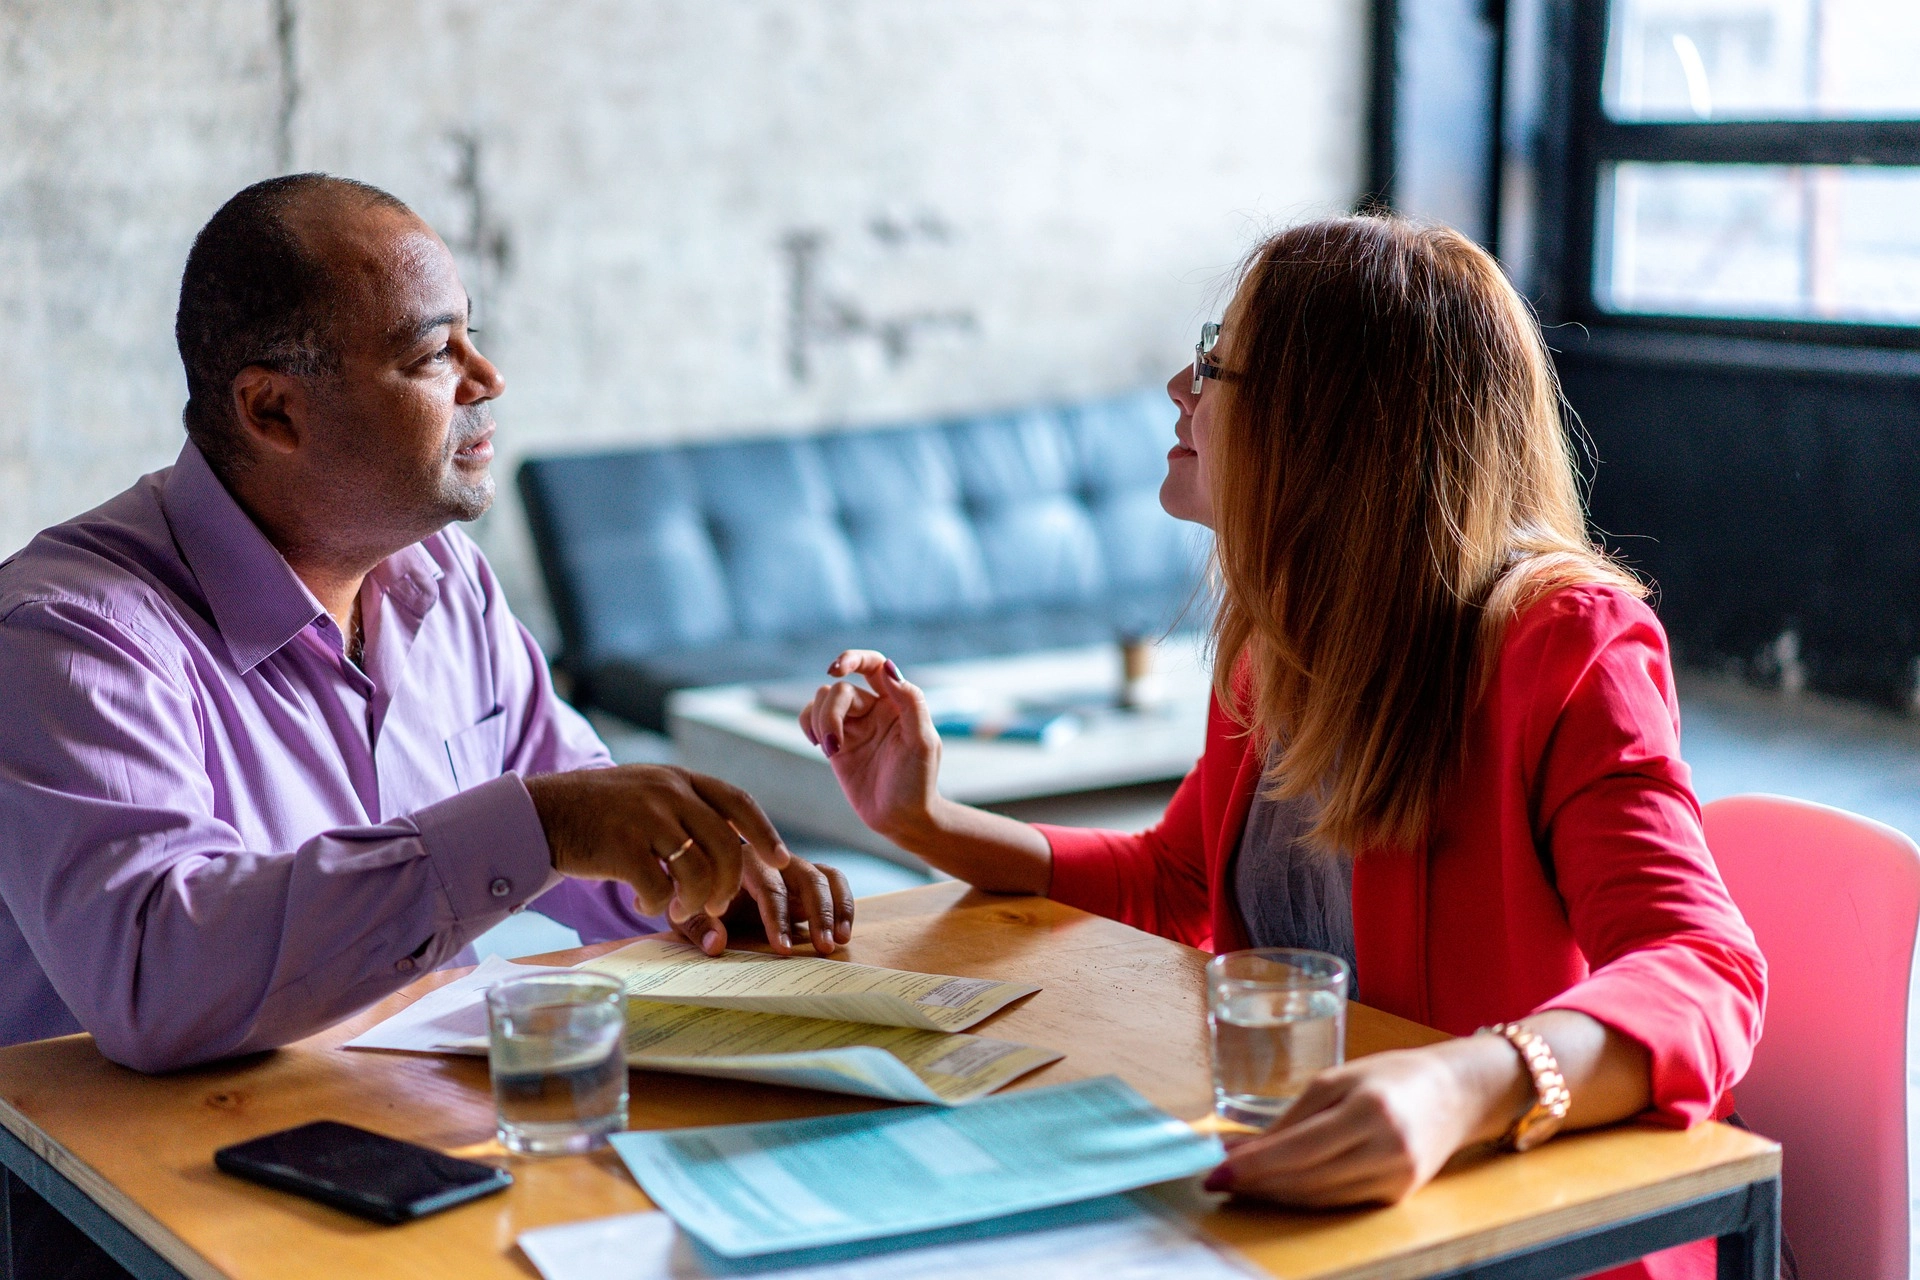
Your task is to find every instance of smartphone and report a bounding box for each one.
[214,1121,513,1224]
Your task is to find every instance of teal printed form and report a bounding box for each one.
[608,1076,1226,1257]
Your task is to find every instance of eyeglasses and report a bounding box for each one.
[1192,321,1226,395]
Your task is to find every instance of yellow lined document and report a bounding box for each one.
[616,1001,1060,1104]
[576,937,1040,1033]
[345,948,1059,1104]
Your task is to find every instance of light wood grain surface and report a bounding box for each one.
[0,882,1776,1280]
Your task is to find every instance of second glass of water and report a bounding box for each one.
[1206,947,1348,1128]
[486,972,629,1156]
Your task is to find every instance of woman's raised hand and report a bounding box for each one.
[799,652,1053,893]
[799,651,942,843]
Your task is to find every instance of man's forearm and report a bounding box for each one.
[14,777,556,1071]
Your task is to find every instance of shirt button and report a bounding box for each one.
[394,957,416,973]
[490,877,513,898]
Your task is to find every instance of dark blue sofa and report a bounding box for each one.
[517,388,1209,731]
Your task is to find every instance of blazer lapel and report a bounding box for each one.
[1208,725,1264,956]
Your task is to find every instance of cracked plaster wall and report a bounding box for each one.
[1,0,1369,641]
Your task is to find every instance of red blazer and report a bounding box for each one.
[1041,586,1766,1280]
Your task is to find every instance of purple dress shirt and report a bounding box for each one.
[0,441,663,1071]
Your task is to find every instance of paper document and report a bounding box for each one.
[609,1002,1058,1105]
[344,953,1058,1105]
[609,1075,1225,1257]
[518,1195,1263,1280]
[578,937,1038,1033]
[343,955,570,1052]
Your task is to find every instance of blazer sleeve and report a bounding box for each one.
[1036,697,1237,950]
[1527,594,1767,1125]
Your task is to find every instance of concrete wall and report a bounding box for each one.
[1,0,1370,640]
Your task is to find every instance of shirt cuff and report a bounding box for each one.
[413,773,561,924]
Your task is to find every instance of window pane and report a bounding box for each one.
[1595,162,1920,325]
[1604,0,1920,121]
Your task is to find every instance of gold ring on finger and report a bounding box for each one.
[666,837,695,863]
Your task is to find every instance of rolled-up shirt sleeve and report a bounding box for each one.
[0,599,557,1072]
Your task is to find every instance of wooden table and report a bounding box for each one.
[0,883,1779,1280]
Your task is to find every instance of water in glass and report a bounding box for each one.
[487,974,628,1155]
[1209,986,1346,1126]
[1206,948,1348,1128]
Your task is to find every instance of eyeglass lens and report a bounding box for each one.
[1192,322,1221,394]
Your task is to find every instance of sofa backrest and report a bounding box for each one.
[518,388,1208,669]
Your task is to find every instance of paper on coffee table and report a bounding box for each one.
[576,937,1038,1033]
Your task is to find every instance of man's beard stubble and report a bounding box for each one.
[436,402,496,523]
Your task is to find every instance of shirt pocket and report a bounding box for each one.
[444,706,508,790]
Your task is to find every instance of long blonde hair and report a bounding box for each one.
[1207,217,1642,853]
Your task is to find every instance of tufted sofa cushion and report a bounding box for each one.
[518,388,1210,730]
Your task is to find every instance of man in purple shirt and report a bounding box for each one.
[0,175,853,1077]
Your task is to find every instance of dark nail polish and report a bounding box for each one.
[1203,1166,1234,1193]
[823,734,839,757]
[884,659,901,679]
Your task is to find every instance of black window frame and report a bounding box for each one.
[1557,0,1920,351]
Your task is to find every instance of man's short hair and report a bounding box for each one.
[174,173,409,478]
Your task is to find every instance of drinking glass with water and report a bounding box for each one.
[486,972,629,1155]
[1206,948,1348,1128]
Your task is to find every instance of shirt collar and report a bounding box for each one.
[365,539,446,628]
[161,441,327,674]
[160,441,453,674]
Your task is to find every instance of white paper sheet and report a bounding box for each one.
[517,1197,1264,1280]
[343,955,570,1052]
[340,953,1060,1105]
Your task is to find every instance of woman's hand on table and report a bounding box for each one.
[1206,1012,1653,1208]
[1205,1041,1517,1206]
[669,854,855,958]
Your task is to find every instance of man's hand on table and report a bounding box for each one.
[526,765,853,955]
[670,855,855,957]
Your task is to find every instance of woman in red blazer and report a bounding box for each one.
[796,218,1764,1280]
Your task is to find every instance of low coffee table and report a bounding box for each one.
[668,638,1211,865]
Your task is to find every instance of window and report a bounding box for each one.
[1567,0,1920,340]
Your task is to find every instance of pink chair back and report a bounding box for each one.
[1704,794,1920,1280]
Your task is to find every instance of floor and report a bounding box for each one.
[474,671,1920,959]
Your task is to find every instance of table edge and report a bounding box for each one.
[0,1089,225,1280]
[1266,1144,1781,1280]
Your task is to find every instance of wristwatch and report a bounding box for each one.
[1479,1021,1572,1152]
